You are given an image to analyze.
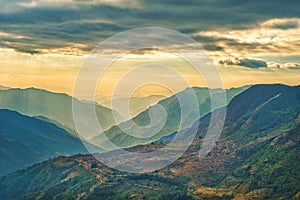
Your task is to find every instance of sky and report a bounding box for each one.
[0,0,300,99]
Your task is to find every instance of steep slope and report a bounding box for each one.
[162,84,300,199]
[90,86,249,149]
[223,84,300,140]
[0,109,100,176]
[0,88,124,137]
[0,155,191,200]
[1,84,298,199]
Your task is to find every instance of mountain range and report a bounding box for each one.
[0,88,124,138]
[89,86,248,150]
[1,84,299,199]
[0,86,245,177]
[0,109,94,176]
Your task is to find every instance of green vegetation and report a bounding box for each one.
[0,84,299,199]
[0,109,96,175]
[91,86,248,149]
[0,88,124,137]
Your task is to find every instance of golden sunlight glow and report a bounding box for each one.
[0,29,299,102]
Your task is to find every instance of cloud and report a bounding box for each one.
[262,18,300,30]
[193,17,300,58]
[266,62,300,69]
[218,57,267,69]
[2,0,139,12]
[282,63,300,69]
[218,57,300,70]
[266,62,282,69]
[0,0,300,56]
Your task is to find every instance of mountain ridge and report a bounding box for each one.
[0,109,103,176]
[0,87,125,138]
[1,84,299,199]
[89,86,249,150]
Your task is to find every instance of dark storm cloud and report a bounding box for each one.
[0,0,300,54]
[192,33,280,55]
[0,5,128,52]
[138,0,300,30]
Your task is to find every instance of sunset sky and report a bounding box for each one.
[1,0,300,99]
